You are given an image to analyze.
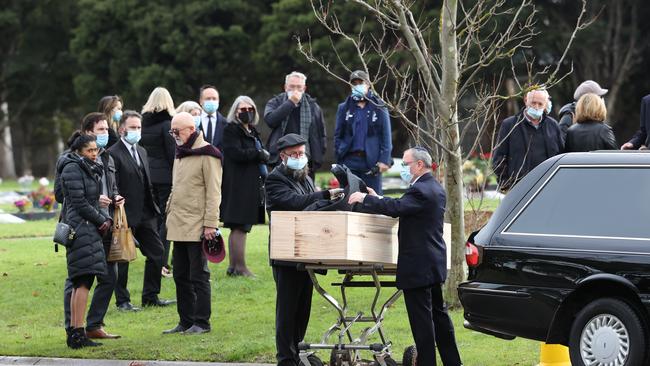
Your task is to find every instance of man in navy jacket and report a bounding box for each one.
[348,147,462,366]
[621,94,650,150]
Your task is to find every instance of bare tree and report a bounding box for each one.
[299,0,588,306]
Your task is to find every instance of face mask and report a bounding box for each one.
[238,111,255,124]
[351,84,368,100]
[203,100,218,114]
[400,164,413,184]
[193,116,201,129]
[95,133,109,148]
[526,107,544,120]
[124,130,141,145]
[546,101,552,114]
[286,156,308,170]
[112,110,122,122]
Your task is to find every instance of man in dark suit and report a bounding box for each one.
[108,110,174,308]
[349,147,462,366]
[197,85,227,151]
[621,94,650,150]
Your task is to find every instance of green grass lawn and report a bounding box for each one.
[0,222,539,365]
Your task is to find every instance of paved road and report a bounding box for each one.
[0,357,273,366]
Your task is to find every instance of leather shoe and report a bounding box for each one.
[117,302,141,312]
[142,298,176,307]
[162,324,187,334]
[86,328,121,339]
[182,325,210,334]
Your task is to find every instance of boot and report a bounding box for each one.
[66,328,84,349]
[79,328,102,347]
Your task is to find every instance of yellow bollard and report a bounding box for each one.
[537,343,571,366]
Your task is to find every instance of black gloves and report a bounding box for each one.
[98,219,113,236]
[258,149,270,162]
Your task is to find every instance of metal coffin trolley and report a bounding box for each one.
[270,211,416,366]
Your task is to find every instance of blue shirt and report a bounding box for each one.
[351,104,370,151]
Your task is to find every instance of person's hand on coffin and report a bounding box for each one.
[348,191,367,204]
[366,187,378,197]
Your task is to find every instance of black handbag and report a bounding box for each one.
[53,221,75,247]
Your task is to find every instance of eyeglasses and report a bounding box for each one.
[402,160,415,167]
[238,107,255,113]
[284,151,306,159]
[168,127,191,136]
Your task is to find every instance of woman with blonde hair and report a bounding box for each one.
[564,93,617,152]
[140,87,176,276]
[220,96,269,277]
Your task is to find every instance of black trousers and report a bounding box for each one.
[273,266,313,366]
[403,284,462,366]
[172,242,211,329]
[64,241,117,330]
[153,183,172,268]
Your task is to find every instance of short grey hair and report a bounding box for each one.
[226,95,259,125]
[175,100,202,114]
[285,71,307,85]
[525,88,550,102]
[407,147,433,168]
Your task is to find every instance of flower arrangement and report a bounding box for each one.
[39,194,56,212]
[318,176,340,190]
[463,152,496,192]
[13,198,32,213]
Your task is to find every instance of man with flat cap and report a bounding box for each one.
[265,133,343,366]
[334,70,392,194]
[558,80,608,141]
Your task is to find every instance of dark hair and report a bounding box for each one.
[97,95,123,118]
[199,84,218,100]
[67,132,96,152]
[81,112,107,133]
[119,110,142,127]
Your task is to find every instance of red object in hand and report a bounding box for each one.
[328,177,340,188]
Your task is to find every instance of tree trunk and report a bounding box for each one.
[0,101,16,179]
[439,0,465,307]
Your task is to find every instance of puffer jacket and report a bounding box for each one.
[59,153,110,280]
[140,110,175,185]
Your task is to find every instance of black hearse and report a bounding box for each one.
[459,152,650,366]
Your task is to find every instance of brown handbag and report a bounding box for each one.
[107,205,138,262]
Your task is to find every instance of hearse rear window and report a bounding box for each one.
[505,167,650,239]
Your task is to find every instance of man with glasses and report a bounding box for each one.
[163,112,223,335]
[264,71,327,180]
[265,133,343,366]
[349,147,463,366]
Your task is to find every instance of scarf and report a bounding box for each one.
[280,92,312,156]
[175,131,223,160]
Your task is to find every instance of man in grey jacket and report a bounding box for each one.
[264,71,326,179]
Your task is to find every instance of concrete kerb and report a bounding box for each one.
[0,357,273,366]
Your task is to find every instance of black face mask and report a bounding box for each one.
[238,111,255,124]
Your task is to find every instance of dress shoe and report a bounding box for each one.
[162,324,187,334]
[86,328,121,339]
[142,298,176,307]
[117,302,141,312]
[182,325,210,334]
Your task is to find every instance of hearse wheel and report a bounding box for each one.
[569,298,647,366]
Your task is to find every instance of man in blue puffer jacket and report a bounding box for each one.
[334,70,392,194]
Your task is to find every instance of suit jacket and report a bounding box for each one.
[360,173,447,290]
[108,139,160,227]
[627,94,650,149]
[199,111,227,151]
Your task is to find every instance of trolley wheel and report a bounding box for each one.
[402,345,417,366]
[373,355,398,366]
[307,354,324,366]
[330,349,354,366]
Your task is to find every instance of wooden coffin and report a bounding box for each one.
[270,211,399,266]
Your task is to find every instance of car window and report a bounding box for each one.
[505,167,650,239]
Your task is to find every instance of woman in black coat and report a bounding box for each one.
[140,87,176,275]
[221,96,269,277]
[564,93,617,152]
[60,134,113,348]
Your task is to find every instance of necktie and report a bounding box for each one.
[206,115,213,145]
[131,146,140,166]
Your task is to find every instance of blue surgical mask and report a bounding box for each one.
[95,133,109,148]
[124,130,141,145]
[400,164,413,184]
[546,101,552,114]
[351,84,368,100]
[203,100,218,114]
[193,116,201,129]
[286,156,308,170]
[526,107,544,120]
[112,110,122,122]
